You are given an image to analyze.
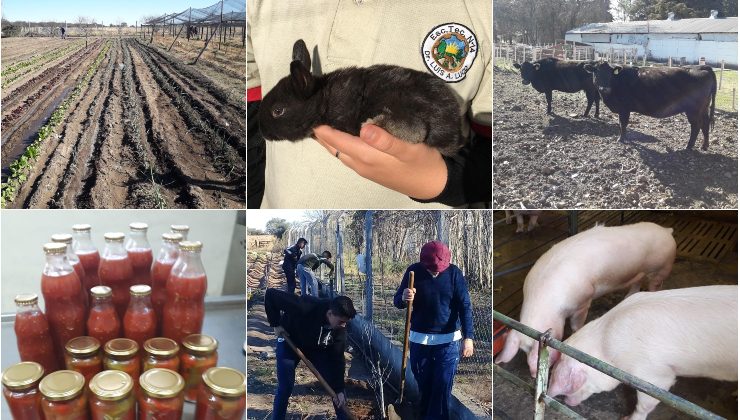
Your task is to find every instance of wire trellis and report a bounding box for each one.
[144,0,245,25]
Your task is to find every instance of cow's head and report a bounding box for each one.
[584,62,622,95]
[513,61,541,85]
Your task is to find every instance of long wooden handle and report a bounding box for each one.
[282,334,337,399]
[399,271,415,402]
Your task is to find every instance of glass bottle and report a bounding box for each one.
[163,241,207,345]
[125,222,153,287]
[2,361,45,420]
[72,224,100,293]
[170,224,189,240]
[87,285,121,346]
[142,337,180,373]
[103,339,141,393]
[14,293,59,374]
[40,242,85,368]
[89,370,135,420]
[99,232,134,319]
[123,285,156,349]
[64,336,102,385]
[52,233,88,314]
[39,370,88,419]
[195,367,246,420]
[179,334,218,402]
[151,232,182,334]
[138,369,185,419]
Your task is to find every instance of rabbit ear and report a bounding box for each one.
[292,39,311,70]
[290,60,315,98]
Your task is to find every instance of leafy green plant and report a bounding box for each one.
[2,42,85,88]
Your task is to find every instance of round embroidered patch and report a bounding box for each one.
[421,22,478,83]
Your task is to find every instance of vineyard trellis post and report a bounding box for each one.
[364,210,374,321]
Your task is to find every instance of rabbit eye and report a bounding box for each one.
[272,107,285,118]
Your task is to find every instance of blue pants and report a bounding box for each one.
[409,340,461,420]
[297,264,319,297]
[272,339,347,420]
[282,263,296,293]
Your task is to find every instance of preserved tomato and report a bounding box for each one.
[2,362,45,420]
[64,336,102,385]
[52,233,88,313]
[123,285,156,349]
[89,370,135,420]
[125,223,153,287]
[39,370,88,420]
[14,293,58,374]
[99,232,134,319]
[138,369,185,420]
[180,334,218,402]
[151,233,182,335]
[40,243,85,368]
[143,337,180,373]
[162,241,207,344]
[195,367,246,420]
[72,224,101,294]
[103,339,140,392]
[86,286,121,346]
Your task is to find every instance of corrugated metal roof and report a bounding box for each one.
[567,17,737,34]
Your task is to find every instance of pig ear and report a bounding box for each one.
[613,65,623,75]
[533,63,541,71]
[550,362,587,397]
[513,62,521,69]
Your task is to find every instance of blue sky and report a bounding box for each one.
[2,0,221,25]
[246,210,308,231]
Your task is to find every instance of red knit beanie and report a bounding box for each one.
[420,241,451,273]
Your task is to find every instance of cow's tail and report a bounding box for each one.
[709,69,717,131]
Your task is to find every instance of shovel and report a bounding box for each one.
[387,271,415,420]
[281,334,358,420]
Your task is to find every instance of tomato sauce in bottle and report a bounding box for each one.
[14,293,59,374]
[64,336,102,385]
[72,224,101,296]
[162,241,207,345]
[98,232,134,320]
[39,370,88,420]
[2,362,45,420]
[125,222,153,287]
[151,233,182,335]
[123,285,156,349]
[138,368,185,420]
[179,334,218,402]
[51,233,88,316]
[195,367,246,420]
[89,370,135,420]
[40,242,86,368]
[86,286,121,346]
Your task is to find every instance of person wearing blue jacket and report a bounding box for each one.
[393,240,474,420]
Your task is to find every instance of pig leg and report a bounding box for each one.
[527,214,540,231]
[624,375,676,420]
[625,273,646,297]
[516,214,525,233]
[505,210,513,224]
[569,302,591,331]
[645,264,671,291]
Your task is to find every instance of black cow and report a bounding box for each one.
[585,62,717,150]
[514,57,600,117]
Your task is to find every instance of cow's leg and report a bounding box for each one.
[584,90,593,117]
[594,93,600,118]
[545,91,553,114]
[700,108,710,151]
[618,112,630,142]
[686,112,700,150]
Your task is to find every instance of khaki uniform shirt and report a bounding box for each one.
[248,0,492,209]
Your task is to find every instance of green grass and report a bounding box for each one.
[714,69,738,113]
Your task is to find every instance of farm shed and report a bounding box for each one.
[564,11,737,66]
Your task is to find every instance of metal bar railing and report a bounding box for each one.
[493,364,583,419]
[492,310,725,420]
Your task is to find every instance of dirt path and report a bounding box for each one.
[494,67,738,209]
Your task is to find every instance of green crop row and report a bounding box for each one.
[1,41,84,88]
[1,41,112,208]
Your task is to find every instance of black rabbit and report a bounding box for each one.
[258,39,466,156]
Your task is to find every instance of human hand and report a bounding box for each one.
[402,288,416,302]
[313,124,447,200]
[462,338,474,357]
[274,326,288,338]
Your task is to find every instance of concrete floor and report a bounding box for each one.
[492,210,738,420]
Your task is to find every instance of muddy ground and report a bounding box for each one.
[493,210,738,419]
[493,67,738,209]
[1,37,245,209]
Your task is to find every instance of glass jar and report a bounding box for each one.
[39,370,88,419]
[52,233,88,311]
[151,233,182,335]
[162,241,207,345]
[14,293,59,374]
[89,370,135,420]
[99,232,134,319]
[41,242,85,368]
[180,334,218,402]
[87,286,121,346]
[103,339,140,391]
[2,362,45,420]
[195,367,246,420]
[138,368,185,419]
[123,285,156,348]
[170,224,189,240]
[64,336,102,384]
[72,223,101,293]
[125,222,153,287]
[143,337,180,372]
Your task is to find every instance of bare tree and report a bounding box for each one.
[76,16,92,46]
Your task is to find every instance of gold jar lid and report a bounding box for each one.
[104,338,138,358]
[39,370,85,401]
[143,338,179,357]
[72,224,92,232]
[139,369,184,399]
[43,242,67,255]
[66,336,101,357]
[179,241,202,252]
[90,285,112,298]
[129,222,148,231]
[182,334,218,355]
[2,362,44,391]
[89,370,133,401]
[51,233,73,244]
[130,284,151,296]
[202,367,246,398]
[103,232,125,242]
[162,232,183,243]
[170,225,189,234]
[14,293,38,306]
